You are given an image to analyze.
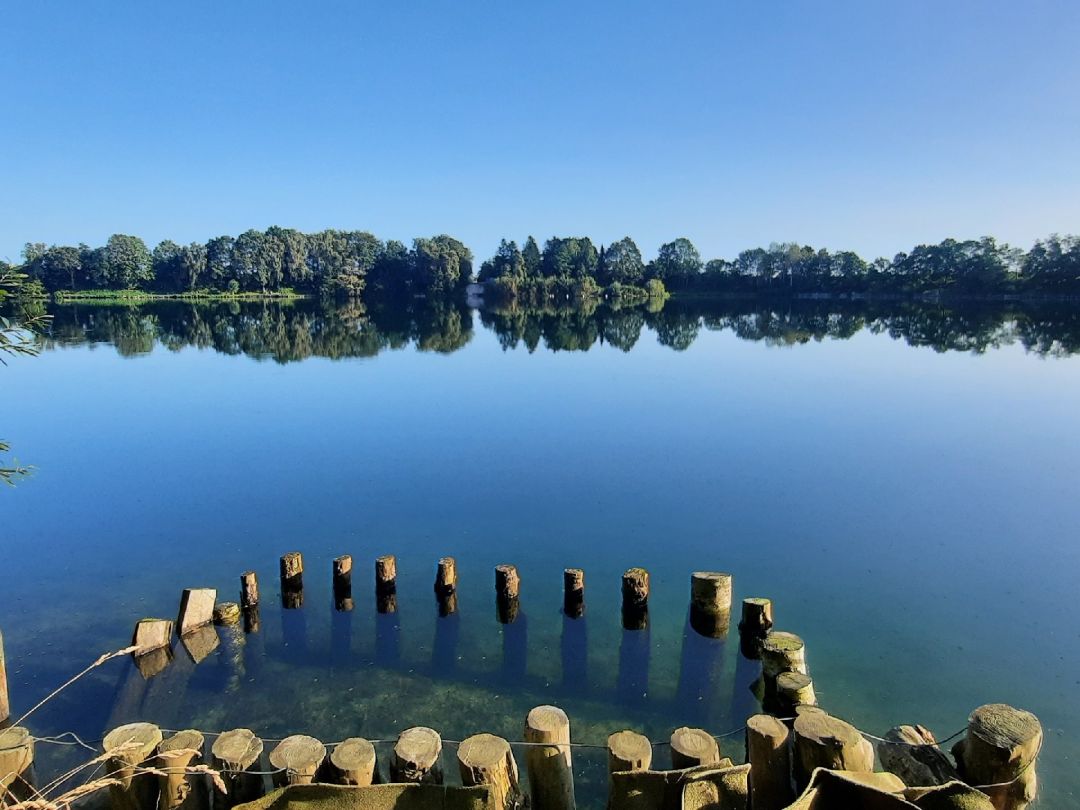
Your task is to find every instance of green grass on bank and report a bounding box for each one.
[53,288,306,303]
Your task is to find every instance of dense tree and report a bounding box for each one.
[541,237,599,279]
[650,238,702,288]
[522,236,542,278]
[601,237,645,285]
[412,235,473,293]
[97,234,153,288]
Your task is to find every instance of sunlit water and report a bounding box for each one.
[3,300,1078,806]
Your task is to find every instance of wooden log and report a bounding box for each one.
[952,703,1042,810]
[280,553,303,608]
[457,733,522,810]
[670,727,721,769]
[792,707,873,790]
[435,557,457,595]
[776,671,817,713]
[156,729,208,810]
[390,727,443,784]
[0,726,35,805]
[240,571,259,609]
[176,589,217,636]
[328,738,377,786]
[606,730,652,775]
[104,722,164,810]
[132,619,174,656]
[739,598,773,658]
[134,646,173,679]
[334,555,354,612]
[495,564,520,600]
[376,555,397,594]
[746,714,794,810]
[563,568,585,617]
[438,590,458,617]
[210,728,265,809]
[691,572,732,614]
[876,724,960,788]
[377,591,397,615]
[213,603,241,626]
[269,735,327,787]
[760,630,807,709]
[621,568,649,611]
[242,605,260,634]
[524,705,575,810]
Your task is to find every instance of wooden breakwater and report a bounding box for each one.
[0,554,1044,810]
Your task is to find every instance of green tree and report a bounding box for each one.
[205,235,236,289]
[99,234,153,288]
[601,237,645,285]
[651,238,702,289]
[151,240,183,291]
[412,235,473,293]
[522,236,542,278]
[1,271,51,484]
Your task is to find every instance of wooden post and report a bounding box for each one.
[334,555,354,612]
[328,738,377,786]
[243,605,261,634]
[689,571,732,637]
[496,565,520,624]
[156,729,208,810]
[269,735,327,787]
[390,727,443,784]
[0,628,8,727]
[621,568,649,630]
[435,557,457,595]
[563,568,585,618]
[210,729,264,809]
[776,671,817,713]
[876,725,959,788]
[213,603,241,626]
[0,726,35,805]
[792,707,873,790]
[739,598,774,658]
[280,553,303,608]
[240,572,259,609]
[376,555,397,594]
[746,714,794,810]
[524,705,575,810]
[760,631,807,710]
[606,730,651,776]
[176,589,217,636]
[457,733,522,810]
[104,722,164,810]
[132,619,173,657]
[670,727,721,769]
[952,703,1042,810]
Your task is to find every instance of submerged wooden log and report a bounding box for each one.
[211,728,265,809]
[776,671,817,713]
[132,619,174,656]
[243,605,261,634]
[670,727,721,769]
[240,571,259,609]
[563,568,585,617]
[524,705,575,810]
[0,726,35,805]
[104,722,164,810]
[876,724,960,788]
[457,733,522,810]
[280,553,303,608]
[760,631,807,709]
[953,703,1042,810]
[376,555,397,594]
[269,735,327,787]
[689,572,733,638]
[738,598,773,657]
[156,729,208,810]
[607,730,652,776]
[792,707,873,790]
[621,568,649,611]
[328,738,377,786]
[746,714,793,810]
[495,564,520,600]
[333,555,354,611]
[435,557,457,595]
[391,727,443,784]
[213,603,241,626]
[176,589,217,635]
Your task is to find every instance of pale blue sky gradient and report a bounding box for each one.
[2,0,1078,263]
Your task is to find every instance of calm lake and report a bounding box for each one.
[3,298,1079,806]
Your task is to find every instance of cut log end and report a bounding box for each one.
[607,730,652,773]
[269,735,326,786]
[330,738,377,786]
[670,726,721,769]
[391,727,443,784]
[211,729,263,770]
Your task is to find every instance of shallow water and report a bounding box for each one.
[3,299,1078,806]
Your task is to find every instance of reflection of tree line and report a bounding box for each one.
[41,297,1080,360]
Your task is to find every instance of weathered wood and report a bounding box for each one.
[132,619,174,656]
[876,725,960,788]
[776,671,817,713]
[438,590,459,617]
[0,726,35,805]
[760,631,807,709]
[240,571,259,609]
[376,555,397,594]
[269,735,327,787]
[563,568,585,617]
[328,738,377,786]
[179,624,219,665]
[670,727,721,769]
[738,597,773,658]
[176,589,217,636]
[621,568,649,611]
[681,763,750,810]
[746,714,794,810]
[280,553,303,608]
[213,603,241,626]
[391,727,443,784]
[104,722,164,810]
[334,556,354,612]
[524,705,575,810]
[435,557,457,595]
[156,729,208,810]
[377,591,397,615]
[134,646,173,679]
[606,730,652,776]
[457,733,521,810]
[495,564,520,600]
[211,728,265,809]
[792,707,873,790]
[952,703,1042,810]
[689,571,733,638]
[243,605,261,634]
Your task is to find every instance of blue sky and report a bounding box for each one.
[2,0,1078,264]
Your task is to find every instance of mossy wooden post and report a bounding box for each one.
[213,603,241,626]
[329,738,378,786]
[240,572,259,610]
[738,597,773,658]
[792,707,873,791]
[746,714,794,810]
[670,727,721,769]
[269,735,327,787]
[495,564,520,624]
[280,552,303,609]
[457,733,522,810]
[390,727,443,784]
[104,722,164,810]
[621,568,649,630]
[0,726,35,805]
[689,571,732,638]
[156,729,208,810]
[334,555,354,611]
[776,671,817,713]
[606,730,651,779]
[524,705,575,810]
[0,628,8,726]
[210,728,264,809]
[563,568,585,618]
[760,631,807,710]
[952,703,1042,810]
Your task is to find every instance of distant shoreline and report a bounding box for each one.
[52,289,307,303]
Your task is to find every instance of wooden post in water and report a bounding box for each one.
[435,557,457,615]
[792,707,873,791]
[329,738,378,786]
[132,619,173,656]
[621,568,649,630]
[746,714,794,810]
[211,729,264,809]
[390,727,443,784]
[0,628,8,726]
[760,631,807,711]
[670,727,721,769]
[269,735,327,787]
[240,572,259,610]
[739,598,774,658]
[606,730,651,777]
[495,564,520,624]
[563,568,585,618]
[524,705,575,810]
[280,553,303,608]
[334,555,354,611]
[213,603,241,626]
[952,704,1042,810]
[776,671,817,713]
[0,727,35,805]
[689,571,732,637]
[156,729,208,810]
[457,733,522,810]
[376,555,397,613]
[176,590,216,636]
[104,722,164,810]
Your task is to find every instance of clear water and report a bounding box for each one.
[3,299,1078,806]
